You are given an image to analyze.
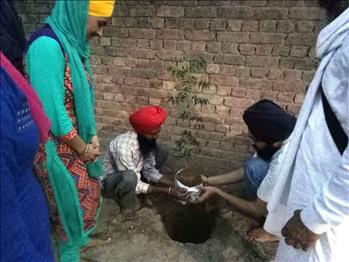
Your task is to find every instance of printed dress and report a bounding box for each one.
[25,26,100,240]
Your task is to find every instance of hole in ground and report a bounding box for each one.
[157,197,218,244]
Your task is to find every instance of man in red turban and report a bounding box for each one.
[101,106,188,220]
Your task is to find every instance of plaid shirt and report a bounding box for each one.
[102,131,163,194]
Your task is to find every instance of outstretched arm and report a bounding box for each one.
[203,167,244,186]
[198,186,267,220]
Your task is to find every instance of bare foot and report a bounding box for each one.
[81,236,112,253]
[245,228,279,243]
[121,208,136,222]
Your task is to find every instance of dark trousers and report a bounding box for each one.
[101,145,169,209]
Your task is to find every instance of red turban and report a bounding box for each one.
[129,106,167,135]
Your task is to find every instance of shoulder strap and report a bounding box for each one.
[321,86,348,155]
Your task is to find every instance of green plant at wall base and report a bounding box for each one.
[168,58,209,159]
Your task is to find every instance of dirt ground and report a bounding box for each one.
[83,153,277,262]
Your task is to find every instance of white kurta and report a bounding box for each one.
[265,8,349,262]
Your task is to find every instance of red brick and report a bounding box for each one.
[176,41,191,51]
[245,56,279,68]
[235,67,251,78]
[250,68,269,78]
[261,90,277,100]
[165,18,180,29]
[129,28,155,39]
[249,33,285,44]
[203,85,217,95]
[136,39,150,48]
[214,54,245,65]
[207,140,221,149]
[255,44,273,55]
[259,20,277,32]
[240,78,273,89]
[224,97,251,107]
[195,19,210,30]
[218,7,252,19]
[136,96,149,104]
[242,21,259,32]
[289,7,325,20]
[220,65,236,76]
[217,32,249,43]
[296,21,316,32]
[272,45,290,56]
[294,92,305,104]
[129,7,155,17]
[191,41,206,52]
[227,20,243,31]
[124,77,150,88]
[216,105,231,116]
[255,8,289,20]
[100,37,111,46]
[150,40,163,50]
[113,94,125,102]
[222,43,239,54]
[284,69,303,80]
[273,80,307,92]
[238,44,256,55]
[206,95,224,105]
[180,18,195,29]
[130,49,155,59]
[157,6,184,17]
[185,7,217,18]
[164,40,177,50]
[210,74,239,86]
[277,92,294,103]
[290,46,309,57]
[201,104,216,114]
[185,30,215,41]
[280,57,315,70]
[286,33,316,47]
[216,86,232,96]
[268,69,284,80]
[151,18,165,29]
[206,64,220,74]
[210,19,227,31]
[216,124,229,133]
[231,87,247,98]
[302,71,315,82]
[287,104,302,115]
[277,21,295,33]
[149,98,162,105]
[206,42,222,53]
[157,29,184,40]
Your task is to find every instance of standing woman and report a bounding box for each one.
[25,0,115,261]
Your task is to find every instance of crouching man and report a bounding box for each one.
[102,106,188,220]
[199,100,296,242]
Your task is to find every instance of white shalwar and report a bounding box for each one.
[265,8,349,262]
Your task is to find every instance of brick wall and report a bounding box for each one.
[15,0,326,162]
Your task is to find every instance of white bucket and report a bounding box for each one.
[174,168,202,203]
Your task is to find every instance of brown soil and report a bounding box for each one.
[176,168,202,187]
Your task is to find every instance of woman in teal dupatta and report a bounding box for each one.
[25,1,115,261]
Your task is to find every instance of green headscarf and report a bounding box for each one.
[46,0,102,178]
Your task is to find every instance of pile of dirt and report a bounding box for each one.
[175,168,202,187]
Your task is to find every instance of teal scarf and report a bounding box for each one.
[46,0,102,177]
[43,1,102,261]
